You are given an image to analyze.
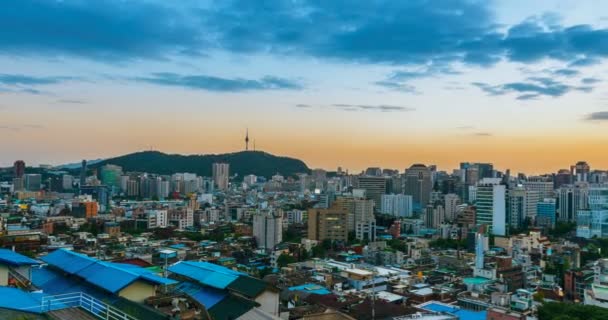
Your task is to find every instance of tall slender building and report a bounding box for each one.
[13,160,25,178]
[476,178,506,236]
[212,163,230,190]
[80,159,87,186]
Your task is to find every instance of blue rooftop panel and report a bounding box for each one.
[420,302,487,320]
[0,249,40,266]
[41,249,96,274]
[0,287,45,313]
[177,282,227,309]
[169,261,242,289]
[77,263,139,294]
[288,283,331,295]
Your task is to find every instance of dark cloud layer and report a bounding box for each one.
[3,0,608,70]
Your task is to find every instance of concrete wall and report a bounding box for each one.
[0,265,8,286]
[119,281,156,303]
[255,290,279,316]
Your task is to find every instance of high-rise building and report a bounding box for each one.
[80,159,87,186]
[13,160,25,178]
[508,186,539,230]
[62,175,74,190]
[253,210,283,249]
[576,186,608,239]
[557,183,589,222]
[554,169,572,188]
[523,178,554,200]
[537,198,556,228]
[307,206,348,242]
[100,164,123,190]
[212,163,230,190]
[380,194,413,217]
[476,178,506,236]
[24,174,42,191]
[444,193,461,221]
[424,204,445,228]
[404,164,432,209]
[571,161,590,183]
[355,176,387,211]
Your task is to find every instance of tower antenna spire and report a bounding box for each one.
[245,128,249,151]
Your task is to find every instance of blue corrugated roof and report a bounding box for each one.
[288,283,331,295]
[0,287,46,313]
[0,249,40,266]
[41,249,96,274]
[78,263,139,293]
[420,302,487,320]
[177,282,227,309]
[42,249,177,294]
[169,261,243,289]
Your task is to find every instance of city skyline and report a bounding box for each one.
[3,0,608,173]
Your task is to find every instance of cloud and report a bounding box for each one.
[582,77,601,84]
[374,81,419,93]
[0,74,76,95]
[330,104,414,112]
[552,68,580,77]
[296,103,414,112]
[56,99,86,104]
[472,77,594,99]
[0,124,45,131]
[4,0,608,73]
[294,104,312,108]
[0,74,73,86]
[0,0,204,61]
[584,111,608,121]
[455,126,475,130]
[136,73,302,92]
[473,132,493,136]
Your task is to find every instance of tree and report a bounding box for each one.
[312,245,326,258]
[277,253,296,268]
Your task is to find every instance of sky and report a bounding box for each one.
[2,0,608,174]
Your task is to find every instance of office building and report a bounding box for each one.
[444,193,461,221]
[380,194,413,217]
[253,211,283,250]
[100,164,123,190]
[24,173,42,191]
[13,160,25,178]
[571,161,590,183]
[557,184,589,222]
[307,206,348,242]
[80,159,87,186]
[355,176,387,211]
[212,163,230,190]
[404,164,432,209]
[62,174,74,190]
[576,186,608,239]
[523,178,554,200]
[537,198,557,228]
[508,186,539,230]
[554,169,572,188]
[476,178,506,236]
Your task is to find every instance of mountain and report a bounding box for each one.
[56,159,104,169]
[93,151,310,178]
